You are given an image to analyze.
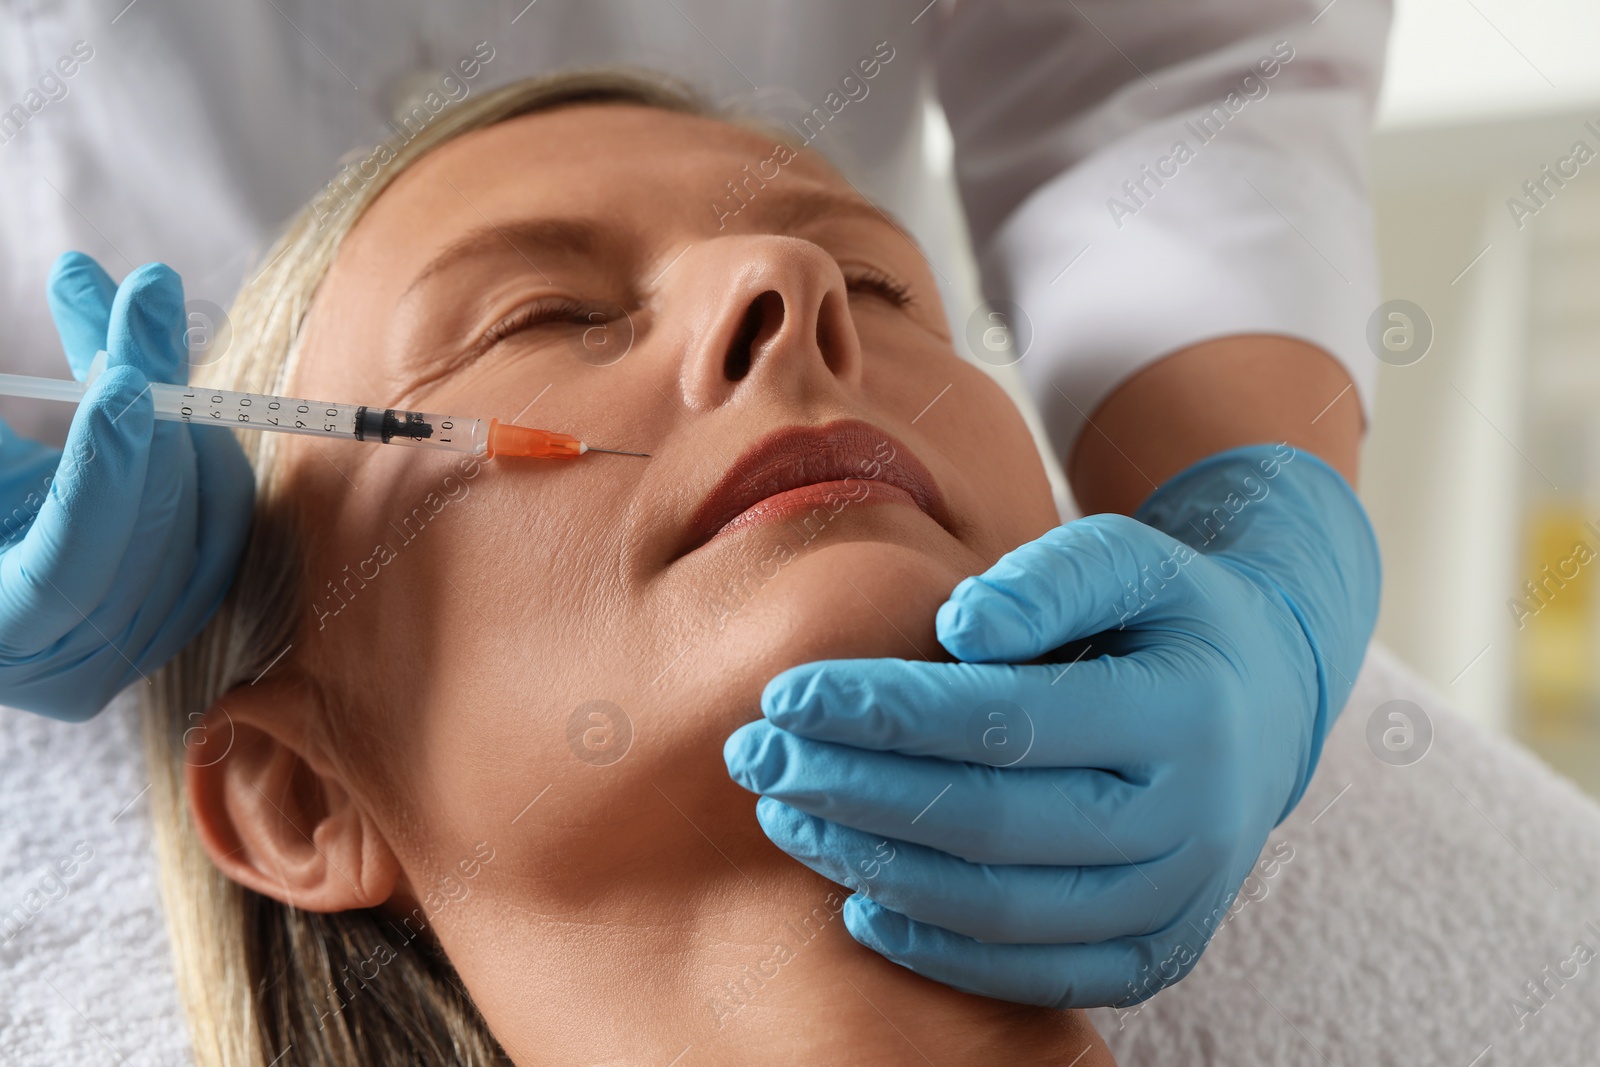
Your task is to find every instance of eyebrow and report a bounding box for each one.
[401,188,920,300]
[402,217,601,299]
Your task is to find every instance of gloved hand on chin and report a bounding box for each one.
[725,441,1380,1008]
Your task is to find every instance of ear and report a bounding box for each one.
[184,679,400,912]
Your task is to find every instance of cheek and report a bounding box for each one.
[363,473,684,892]
[306,457,633,863]
[865,352,1059,556]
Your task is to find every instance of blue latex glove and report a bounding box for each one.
[725,443,1380,1008]
[0,253,253,721]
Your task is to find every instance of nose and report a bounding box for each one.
[664,235,863,411]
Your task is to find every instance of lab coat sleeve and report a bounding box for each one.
[933,0,1391,462]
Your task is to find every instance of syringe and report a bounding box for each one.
[0,355,649,460]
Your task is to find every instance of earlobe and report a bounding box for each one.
[184,681,399,913]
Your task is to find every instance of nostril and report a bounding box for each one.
[814,290,852,376]
[725,290,783,382]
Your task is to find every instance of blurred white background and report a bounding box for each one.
[1365,0,1600,794]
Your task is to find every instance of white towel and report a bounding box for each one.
[0,693,189,1064]
[2,645,1597,1064]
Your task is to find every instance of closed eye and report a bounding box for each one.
[842,266,914,308]
[479,297,624,347]
[399,296,625,400]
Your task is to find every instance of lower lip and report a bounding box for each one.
[713,479,919,541]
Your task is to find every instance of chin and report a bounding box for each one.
[715,534,974,691]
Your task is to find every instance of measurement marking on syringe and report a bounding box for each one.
[0,365,647,460]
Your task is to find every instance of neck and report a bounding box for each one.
[434,759,1112,1065]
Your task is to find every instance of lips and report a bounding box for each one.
[683,419,948,553]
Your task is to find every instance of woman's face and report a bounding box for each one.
[276,102,1060,1054]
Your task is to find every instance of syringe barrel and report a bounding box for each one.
[351,407,489,455]
[0,372,86,405]
[146,382,487,455]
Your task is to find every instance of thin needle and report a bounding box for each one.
[585,445,651,458]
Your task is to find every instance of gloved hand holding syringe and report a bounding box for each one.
[0,357,650,461]
[0,251,644,726]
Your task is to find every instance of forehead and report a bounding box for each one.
[331,102,866,285]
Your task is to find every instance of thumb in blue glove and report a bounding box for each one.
[0,252,254,720]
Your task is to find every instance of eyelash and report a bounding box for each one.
[478,297,617,347]
[842,266,914,308]
[479,266,913,349]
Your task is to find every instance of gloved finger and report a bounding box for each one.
[936,513,1192,663]
[843,895,1179,1009]
[136,424,255,670]
[726,720,1169,864]
[46,251,117,380]
[0,427,64,499]
[756,799,1178,944]
[95,426,198,658]
[762,653,1200,768]
[106,263,188,384]
[83,268,202,635]
[0,365,152,652]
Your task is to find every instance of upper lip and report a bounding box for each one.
[682,419,949,553]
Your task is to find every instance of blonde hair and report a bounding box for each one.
[144,69,710,1067]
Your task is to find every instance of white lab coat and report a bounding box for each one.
[0,0,1388,462]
